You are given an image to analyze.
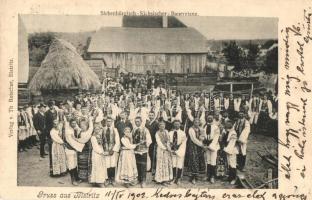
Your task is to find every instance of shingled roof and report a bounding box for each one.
[87,27,207,54]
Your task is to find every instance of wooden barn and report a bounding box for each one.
[87,16,208,74]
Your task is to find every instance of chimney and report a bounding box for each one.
[162,16,168,28]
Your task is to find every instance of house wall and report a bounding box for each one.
[89,53,207,73]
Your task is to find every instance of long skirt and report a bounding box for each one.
[257,111,269,131]
[18,126,27,141]
[155,148,173,183]
[29,126,37,136]
[116,149,138,184]
[51,142,67,175]
[65,148,77,170]
[216,150,228,177]
[185,141,206,177]
[90,151,107,184]
[77,142,91,181]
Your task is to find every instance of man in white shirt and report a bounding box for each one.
[132,116,152,188]
[202,115,220,183]
[233,111,250,172]
[169,120,187,185]
[102,117,120,186]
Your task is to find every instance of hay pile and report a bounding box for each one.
[29,38,101,92]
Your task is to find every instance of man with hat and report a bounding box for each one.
[33,103,47,158]
[168,119,187,185]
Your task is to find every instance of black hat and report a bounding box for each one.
[38,103,46,108]
[48,100,55,107]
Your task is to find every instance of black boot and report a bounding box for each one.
[29,136,33,147]
[237,154,242,170]
[191,175,196,185]
[22,140,27,152]
[18,143,23,152]
[176,168,182,185]
[210,165,216,183]
[206,164,211,181]
[107,168,112,182]
[173,167,177,182]
[25,137,31,149]
[70,169,78,186]
[74,168,81,183]
[31,136,36,146]
[229,167,237,184]
[241,155,246,171]
[110,167,116,186]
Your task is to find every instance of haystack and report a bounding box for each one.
[29,38,101,93]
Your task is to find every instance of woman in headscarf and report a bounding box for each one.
[50,119,67,177]
[116,127,139,187]
[154,119,173,185]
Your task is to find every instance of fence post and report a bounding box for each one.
[268,168,273,189]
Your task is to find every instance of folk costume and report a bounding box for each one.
[132,125,152,185]
[249,96,261,126]
[90,126,107,184]
[102,126,120,183]
[202,122,220,181]
[50,127,67,176]
[64,120,84,185]
[186,126,206,181]
[223,128,238,183]
[145,118,159,175]
[116,135,138,185]
[76,118,93,181]
[168,128,187,184]
[234,117,250,171]
[155,129,173,183]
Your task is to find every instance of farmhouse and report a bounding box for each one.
[86,16,208,75]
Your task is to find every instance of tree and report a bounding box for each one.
[246,42,260,68]
[262,40,277,49]
[222,41,245,71]
[264,47,278,74]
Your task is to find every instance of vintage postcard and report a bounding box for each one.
[0,0,311,200]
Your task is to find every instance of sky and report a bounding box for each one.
[21,15,278,40]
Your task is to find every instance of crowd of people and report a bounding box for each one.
[18,73,278,188]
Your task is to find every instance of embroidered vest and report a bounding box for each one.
[204,124,212,146]
[133,128,147,152]
[223,131,230,147]
[171,130,179,151]
[251,98,259,112]
[158,130,169,148]
[261,101,269,113]
[229,99,234,110]
[235,119,245,138]
[102,127,116,152]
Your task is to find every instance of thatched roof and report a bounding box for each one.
[29,38,101,92]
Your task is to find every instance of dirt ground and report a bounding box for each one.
[17,133,277,189]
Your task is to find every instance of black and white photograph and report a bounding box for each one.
[17,15,278,189]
